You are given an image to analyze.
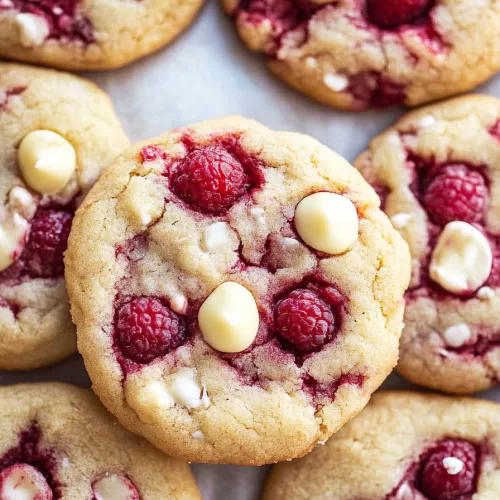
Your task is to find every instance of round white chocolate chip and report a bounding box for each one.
[294,192,359,254]
[442,457,464,475]
[430,221,492,294]
[93,474,138,500]
[0,213,28,272]
[198,281,259,353]
[0,464,52,500]
[477,286,495,300]
[18,130,76,195]
[443,323,471,348]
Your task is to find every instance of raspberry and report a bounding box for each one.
[419,440,477,500]
[140,145,169,164]
[274,289,335,352]
[172,145,248,214]
[423,164,487,226]
[367,0,432,28]
[24,210,72,278]
[115,297,185,364]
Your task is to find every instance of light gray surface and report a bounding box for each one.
[2,2,500,499]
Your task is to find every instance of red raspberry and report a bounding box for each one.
[172,145,248,214]
[419,440,477,500]
[423,164,487,226]
[367,0,432,28]
[140,145,169,164]
[274,289,335,352]
[24,210,72,278]
[115,298,185,364]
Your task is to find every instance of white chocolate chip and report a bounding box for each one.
[477,286,495,300]
[390,213,412,230]
[8,187,36,219]
[170,294,187,314]
[136,381,174,410]
[443,323,471,348]
[294,192,359,255]
[442,457,464,475]
[282,237,299,248]
[0,464,51,500]
[93,474,138,500]
[18,130,76,195]
[168,369,209,409]
[15,14,49,47]
[198,282,259,353]
[201,222,232,252]
[430,222,492,294]
[418,115,436,128]
[323,73,349,92]
[191,430,204,440]
[0,213,28,272]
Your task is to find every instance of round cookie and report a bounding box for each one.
[263,391,500,500]
[0,0,204,70]
[0,383,200,499]
[222,0,500,111]
[355,94,500,394]
[0,62,129,370]
[65,116,411,465]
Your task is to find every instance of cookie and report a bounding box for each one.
[0,62,129,370]
[355,94,500,394]
[222,0,500,111]
[0,383,200,499]
[65,116,410,465]
[263,391,500,500]
[0,0,204,70]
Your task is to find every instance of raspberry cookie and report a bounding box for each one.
[0,0,204,70]
[0,63,129,370]
[65,116,410,465]
[263,391,500,500]
[223,0,500,110]
[0,383,200,499]
[355,94,500,394]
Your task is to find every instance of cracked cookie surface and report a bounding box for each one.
[66,116,410,465]
[0,0,204,70]
[263,391,500,500]
[355,95,500,394]
[0,62,129,370]
[223,0,500,110]
[0,383,200,499]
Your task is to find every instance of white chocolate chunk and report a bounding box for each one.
[323,73,349,92]
[430,222,492,294]
[168,369,209,409]
[198,282,259,353]
[477,286,495,300]
[443,323,471,348]
[8,187,36,219]
[136,381,174,410]
[294,192,359,255]
[170,294,187,314]
[15,14,49,47]
[282,237,299,248]
[418,115,436,128]
[93,474,138,500]
[191,430,204,440]
[0,213,28,272]
[442,457,464,475]
[0,464,52,500]
[202,222,232,252]
[18,130,76,195]
[390,213,412,230]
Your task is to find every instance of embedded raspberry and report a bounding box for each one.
[367,0,432,28]
[140,145,168,164]
[423,164,487,226]
[274,289,335,352]
[172,145,248,214]
[419,440,477,500]
[24,210,72,278]
[115,298,185,364]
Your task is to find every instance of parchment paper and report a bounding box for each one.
[2,2,500,498]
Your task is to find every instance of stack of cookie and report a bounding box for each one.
[1,0,500,498]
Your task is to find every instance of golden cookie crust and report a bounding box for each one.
[0,62,129,370]
[0,383,200,499]
[66,116,410,465]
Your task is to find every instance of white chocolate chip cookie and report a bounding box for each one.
[0,62,129,370]
[355,94,500,394]
[66,116,410,465]
[0,383,200,499]
[222,0,500,110]
[0,0,204,70]
[264,391,500,499]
